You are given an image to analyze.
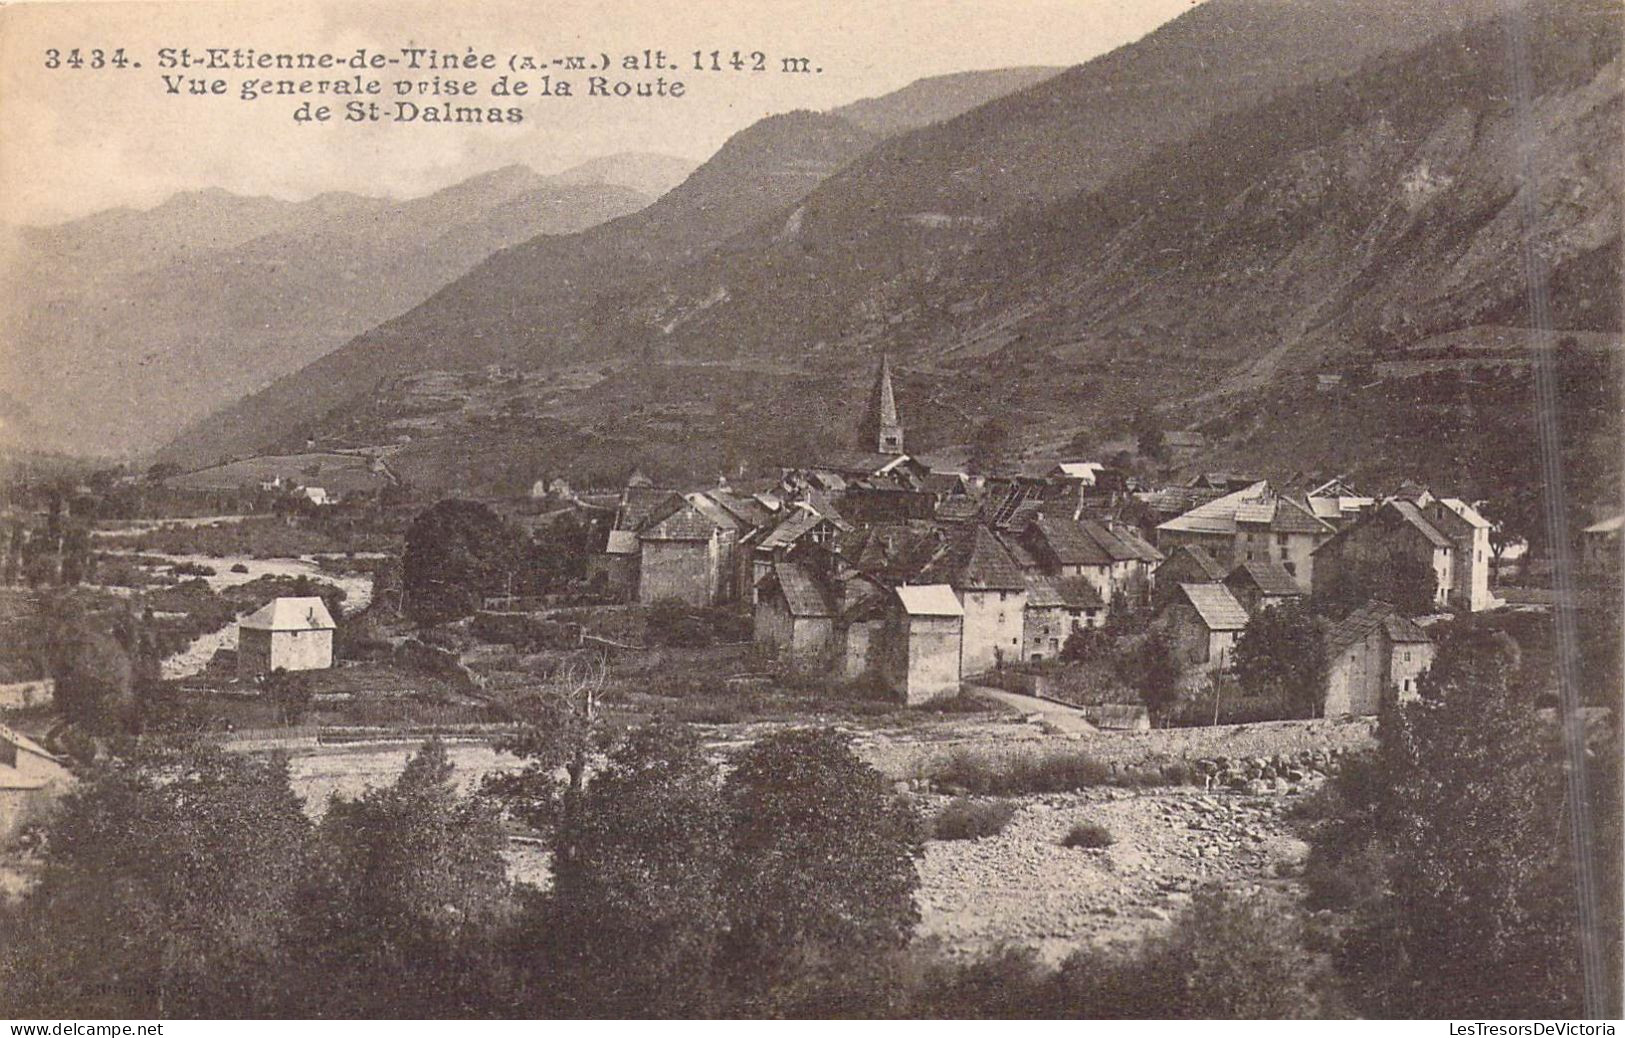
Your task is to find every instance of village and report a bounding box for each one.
[0,353,1619,975]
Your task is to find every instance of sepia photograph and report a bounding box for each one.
[0,0,1621,1023]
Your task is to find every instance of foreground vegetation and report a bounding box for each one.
[3,615,1618,1018]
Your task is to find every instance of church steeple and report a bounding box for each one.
[861,354,905,455]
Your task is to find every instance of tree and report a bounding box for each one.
[43,601,139,732]
[264,667,315,725]
[538,724,728,1017]
[719,728,922,1011]
[1313,549,1437,619]
[1231,601,1328,717]
[482,654,615,843]
[1060,625,1108,663]
[1324,625,1594,1017]
[1132,630,1182,725]
[0,747,310,1017]
[1133,409,1166,462]
[402,499,515,625]
[292,739,513,1016]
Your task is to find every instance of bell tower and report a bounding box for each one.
[861,354,905,455]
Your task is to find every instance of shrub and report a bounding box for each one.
[169,561,217,577]
[229,563,249,574]
[930,798,1019,841]
[1061,822,1115,849]
[917,690,995,714]
[928,747,1111,795]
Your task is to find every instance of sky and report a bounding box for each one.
[0,0,1200,224]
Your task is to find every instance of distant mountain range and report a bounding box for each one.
[152,65,1071,466]
[2,153,697,456]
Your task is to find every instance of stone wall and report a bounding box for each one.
[859,716,1377,781]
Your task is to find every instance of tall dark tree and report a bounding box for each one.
[0,747,310,1017]
[292,740,513,1016]
[1231,601,1328,717]
[719,727,922,1013]
[1323,625,1599,1017]
[538,724,728,1017]
[402,499,515,624]
[1313,549,1437,619]
[1132,629,1183,725]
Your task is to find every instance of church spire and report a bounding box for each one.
[861,353,905,454]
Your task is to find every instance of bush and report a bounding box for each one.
[169,561,217,577]
[928,747,1111,795]
[930,798,1019,841]
[229,563,249,574]
[1061,822,1115,849]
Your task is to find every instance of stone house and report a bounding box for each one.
[741,502,850,604]
[753,561,838,671]
[238,596,336,680]
[1,723,72,843]
[1582,514,1623,582]
[1311,499,1458,612]
[1021,573,1106,661]
[1156,482,1334,591]
[635,493,741,606]
[1322,601,1435,716]
[1423,498,1496,611]
[1158,582,1250,673]
[586,528,640,600]
[1021,516,1162,609]
[883,584,964,704]
[1224,558,1306,615]
[1153,544,1227,608]
[917,525,1027,676]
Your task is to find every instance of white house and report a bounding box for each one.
[238,596,336,679]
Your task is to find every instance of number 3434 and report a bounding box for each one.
[44,48,134,69]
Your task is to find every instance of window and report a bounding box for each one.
[1277,533,1288,545]
[1280,545,1289,560]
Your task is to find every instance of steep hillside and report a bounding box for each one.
[153,65,1111,465]
[163,0,1620,512]
[830,66,1061,137]
[3,168,650,457]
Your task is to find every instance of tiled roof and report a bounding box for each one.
[1157,481,1271,535]
[766,561,837,618]
[920,526,1027,591]
[758,504,848,550]
[1111,524,1164,563]
[1227,559,1304,598]
[240,596,335,631]
[896,584,964,617]
[1586,514,1625,534]
[604,529,639,555]
[1387,500,1452,548]
[1326,601,1432,656]
[1175,583,1250,631]
[1270,496,1334,535]
[1024,573,1105,610]
[1031,516,1113,566]
[639,499,720,541]
[1436,498,1491,530]
[1137,486,1226,516]
[1234,501,1276,525]
[1159,544,1228,582]
[616,486,678,530]
[807,451,909,476]
[705,488,773,529]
